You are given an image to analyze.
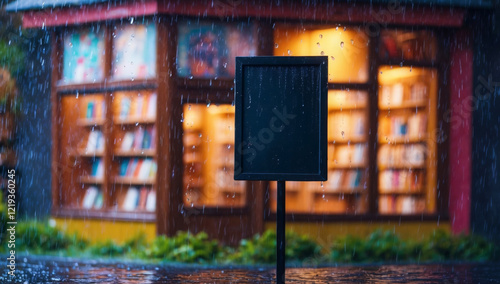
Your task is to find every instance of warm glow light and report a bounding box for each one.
[274,25,369,83]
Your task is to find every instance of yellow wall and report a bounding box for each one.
[53,218,156,244]
[265,221,450,246]
[53,217,449,246]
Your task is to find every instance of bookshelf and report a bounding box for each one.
[58,90,158,219]
[110,91,157,214]
[377,66,438,215]
[182,104,246,208]
[59,93,106,210]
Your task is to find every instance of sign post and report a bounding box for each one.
[234,56,328,283]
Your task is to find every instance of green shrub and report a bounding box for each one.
[229,230,322,264]
[14,221,87,253]
[144,231,221,263]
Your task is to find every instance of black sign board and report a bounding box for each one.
[234,56,328,181]
[234,56,328,284]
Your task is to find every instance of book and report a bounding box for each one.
[126,159,139,177]
[138,187,149,210]
[133,159,144,178]
[93,191,103,209]
[82,187,99,209]
[86,101,94,119]
[121,132,135,151]
[95,159,104,179]
[145,190,156,212]
[146,93,156,118]
[133,127,145,150]
[149,161,157,178]
[137,159,151,179]
[119,97,132,119]
[122,187,139,211]
[150,126,157,149]
[86,131,99,152]
[134,96,144,118]
[391,83,404,106]
[120,159,130,176]
[142,127,152,149]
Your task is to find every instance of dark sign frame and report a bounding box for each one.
[234,56,328,181]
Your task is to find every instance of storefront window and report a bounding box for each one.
[176,20,257,78]
[62,27,105,84]
[271,25,439,216]
[377,66,437,214]
[183,104,246,208]
[111,22,157,80]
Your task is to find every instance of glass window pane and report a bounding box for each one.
[377,66,437,214]
[112,22,157,80]
[63,28,105,84]
[177,20,257,79]
[183,104,246,208]
[274,25,369,83]
[379,30,438,62]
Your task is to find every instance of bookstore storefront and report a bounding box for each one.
[11,1,472,244]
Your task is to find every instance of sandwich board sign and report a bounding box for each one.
[234,56,328,283]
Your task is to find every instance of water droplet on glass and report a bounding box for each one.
[351,39,354,45]
[340,42,344,48]
[287,49,291,55]
[130,18,134,24]
[207,101,211,107]
[331,56,335,60]
[336,27,339,31]
[320,51,325,55]
[341,131,345,138]
[319,34,323,38]
[275,43,279,48]
[317,42,320,47]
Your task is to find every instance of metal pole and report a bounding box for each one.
[276,180,286,284]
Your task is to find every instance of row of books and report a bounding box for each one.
[379,195,426,215]
[323,170,363,190]
[85,100,106,119]
[328,112,366,140]
[330,144,366,166]
[121,187,156,212]
[90,159,104,179]
[82,187,103,209]
[329,90,367,109]
[378,144,426,167]
[119,158,157,179]
[118,93,157,119]
[86,131,105,152]
[120,126,156,151]
[379,83,428,108]
[379,113,427,139]
[379,170,424,192]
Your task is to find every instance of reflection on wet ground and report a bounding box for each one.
[1,256,499,283]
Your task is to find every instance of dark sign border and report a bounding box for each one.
[234,56,328,181]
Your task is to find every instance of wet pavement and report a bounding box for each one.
[1,255,499,283]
